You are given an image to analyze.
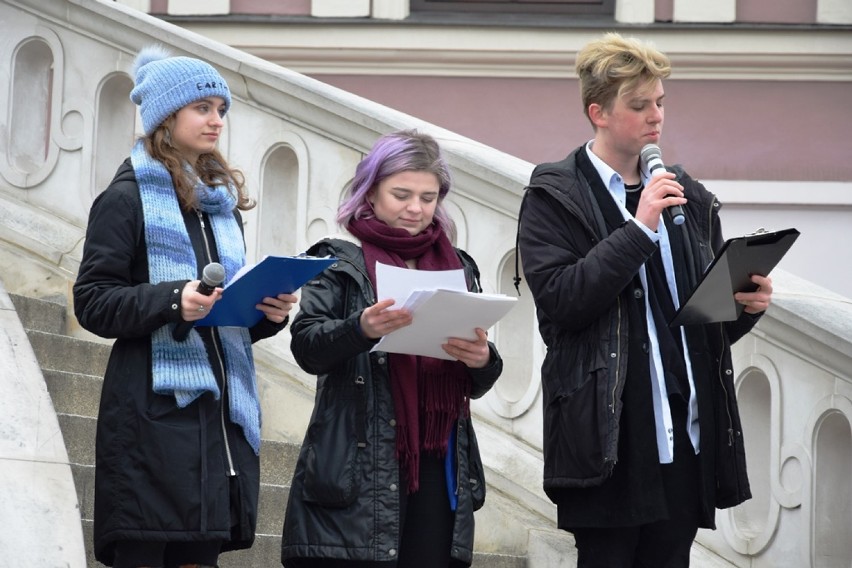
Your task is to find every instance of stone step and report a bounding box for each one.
[472,552,527,568]
[9,293,67,335]
[81,519,96,568]
[26,329,110,376]
[260,438,300,486]
[220,533,281,567]
[70,463,95,522]
[57,413,96,467]
[44,369,102,418]
[256,481,289,537]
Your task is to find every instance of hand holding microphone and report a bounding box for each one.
[173,262,225,341]
[196,262,225,296]
[640,144,686,226]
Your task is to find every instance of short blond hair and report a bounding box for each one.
[576,32,671,123]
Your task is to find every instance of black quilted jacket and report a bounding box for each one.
[281,238,502,566]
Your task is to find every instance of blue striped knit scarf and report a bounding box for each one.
[131,140,261,454]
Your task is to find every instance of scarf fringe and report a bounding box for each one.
[421,367,470,455]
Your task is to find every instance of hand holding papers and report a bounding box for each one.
[371,262,517,360]
[197,254,336,328]
[670,227,799,326]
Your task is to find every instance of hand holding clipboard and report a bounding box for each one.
[670,228,799,326]
[195,254,336,328]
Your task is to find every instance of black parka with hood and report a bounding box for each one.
[517,146,758,529]
[73,159,286,564]
[281,238,502,566]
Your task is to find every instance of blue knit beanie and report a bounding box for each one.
[130,45,231,135]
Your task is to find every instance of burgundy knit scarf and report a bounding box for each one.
[348,217,472,493]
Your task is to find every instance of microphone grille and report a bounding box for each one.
[640,143,662,164]
[202,262,226,286]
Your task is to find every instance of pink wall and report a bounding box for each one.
[230,0,310,15]
[151,0,310,15]
[662,79,850,181]
[655,0,674,22]
[736,0,816,24]
[315,73,852,182]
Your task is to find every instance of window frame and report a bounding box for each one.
[410,0,614,16]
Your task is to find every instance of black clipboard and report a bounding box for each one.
[670,228,799,326]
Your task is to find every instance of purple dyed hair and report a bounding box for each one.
[337,130,456,241]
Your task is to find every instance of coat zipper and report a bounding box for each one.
[717,324,735,447]
[705,199,735,445]
[611,296,622,414]
[198,210,237,477]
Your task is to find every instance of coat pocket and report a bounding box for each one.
[542,345,606,484]
[301,395,361,508]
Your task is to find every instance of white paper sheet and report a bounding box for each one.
[375,262,466,307]
[371,263,517,360]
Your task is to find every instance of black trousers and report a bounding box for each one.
[572,399,701,568]
[112,539,222,568]
[397,454,465,568]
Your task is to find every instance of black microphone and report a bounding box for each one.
[172,262,225,341]
[640,143,685,226]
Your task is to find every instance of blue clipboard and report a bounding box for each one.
[196,254,336,328]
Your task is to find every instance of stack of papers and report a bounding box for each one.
[372,262,517,360]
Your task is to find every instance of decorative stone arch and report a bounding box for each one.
[808,396,852,567]
[443,197,468,252]
[483,248,541,420]
[92,71,135,199]
[248,129,310,261]
[1,30,65,188]
[721,353,785,555]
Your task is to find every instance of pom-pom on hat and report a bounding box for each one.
[130,45,231,135]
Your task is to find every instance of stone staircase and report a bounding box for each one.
[11,293,526,568]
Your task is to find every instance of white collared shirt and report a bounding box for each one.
[585,141,700,463]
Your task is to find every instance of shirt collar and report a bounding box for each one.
[585,140,623,193]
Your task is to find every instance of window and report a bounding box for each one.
[411,0,614,16]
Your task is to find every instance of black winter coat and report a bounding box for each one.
[281,238,502,566]
[73,159,285,565]
[518,146,758,529]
